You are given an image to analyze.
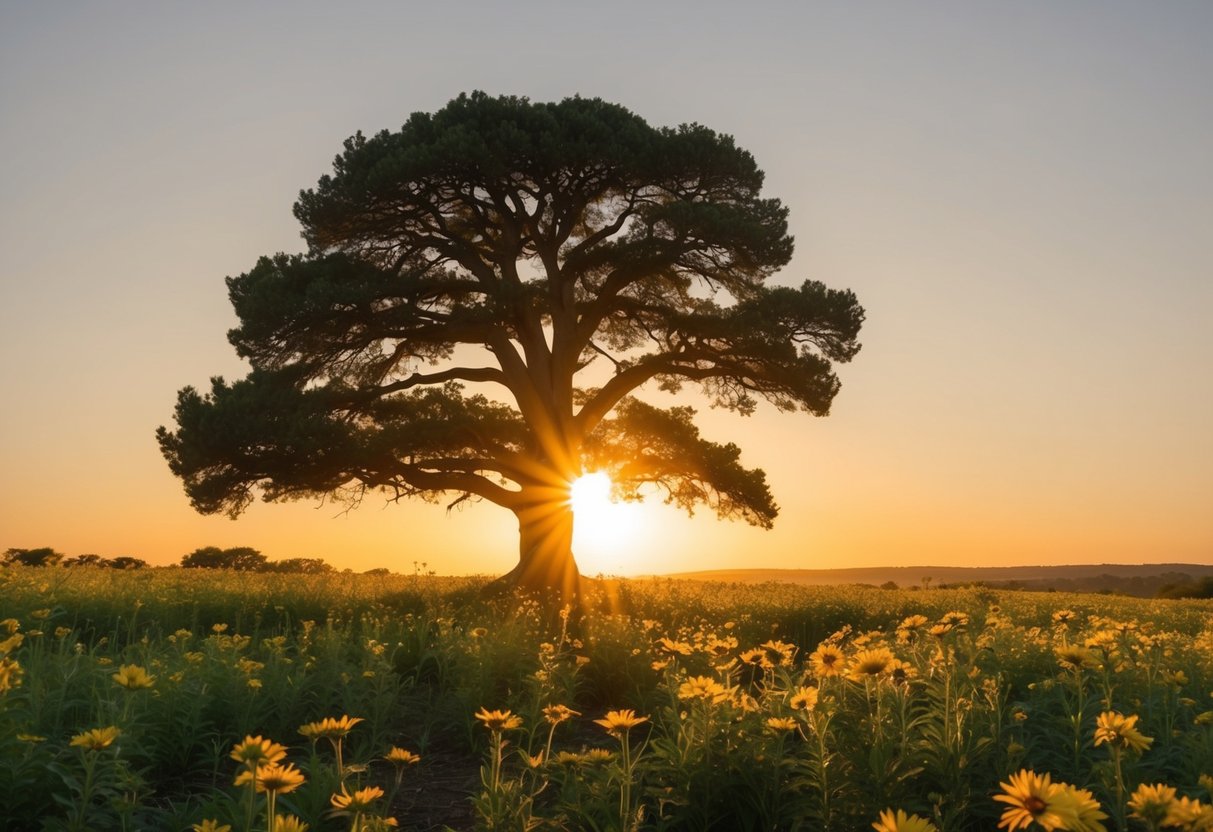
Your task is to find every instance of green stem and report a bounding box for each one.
[69,751,98,832]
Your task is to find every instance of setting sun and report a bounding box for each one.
[568,472,644,574]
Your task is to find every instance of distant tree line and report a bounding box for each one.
[3,546,337,574]
[1156,576,1213,599]
[178,546,333,573]
[3,547,148,569]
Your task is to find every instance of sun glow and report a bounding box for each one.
[568,472,645,575]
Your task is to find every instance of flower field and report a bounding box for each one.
[1,566,1212,831]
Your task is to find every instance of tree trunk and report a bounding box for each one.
[487,494,583,607]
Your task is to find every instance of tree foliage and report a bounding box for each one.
[2,547,64,567]
[179,546,268,571]
[158,92,864,593]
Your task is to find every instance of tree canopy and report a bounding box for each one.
[179,546,267,571]
[158,92,864,598]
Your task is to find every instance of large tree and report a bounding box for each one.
[157,93,864,600]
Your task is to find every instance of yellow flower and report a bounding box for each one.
[1166,796,1210,828]
[940,611,969,628]
[0,632,23,656]
[1093,711,1153,754]
[993,769,1070,831]
[1055,645,1099,671]
[593,709,649,736]
[230,735,288,768]
[888,659,917,685]
[790,686,819,711]
[765,716,797,733]
[298,715,364,740]
[191,821,232,832]
[474,708,523,732]
[112,663,155,690]
[849,647,895,680]
[542,704,580,725]
[1127,783,1176,825]
[360,819,398,831]
[657,637,694,656]
[0,656,23,693]
[254,762,306,795]
[1051,609,1076,625]
[273,816,309,832]
[760,639,796,666]
[739,648,772,670]
[70,726,121,751]
[1050,785,1107,832]
[872,808,939,832]
[384,746,421,766]
[331,784,385,812]
[678,675,730,704]
[809,644,845,677]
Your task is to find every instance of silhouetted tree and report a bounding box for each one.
[180,546,267,571]
[264,557,333,574]
[108,556,148,570]
[158,92,864,600]
[62,553,106,567]
[3,547,63,567]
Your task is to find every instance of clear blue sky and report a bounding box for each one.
[2,2,1210,574]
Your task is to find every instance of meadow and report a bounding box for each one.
[1,566,1211,831]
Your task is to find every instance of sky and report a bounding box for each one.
[2,1,1210,576]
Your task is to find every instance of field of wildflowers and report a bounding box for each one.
[1,565,1211,831]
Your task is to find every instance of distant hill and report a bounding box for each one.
[659,563,1213,597]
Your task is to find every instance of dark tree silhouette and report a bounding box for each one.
[157,93,864,600]
[2,547,64,567]
[179,546,267,571]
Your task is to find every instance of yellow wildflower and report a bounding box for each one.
[1127,783,1176,826]
[474,708,523,732]
[543,704,580,725]
[272,816,309,832]
[0,657,23,693]
[331,784,385,812]
[254,762,305,794]
[230,735,288,768]
[384,746,421,766]
[70,726,122,751]
[1166,797,1210,828]
[849,647,895,680]
[298,715,364,740]
[872,808,939,832]
[1093,711,1153,754]
[678,675,730,704]
[593,709,649,736]
[1050,785,1108,832]
[993,769,1069,831]
[1055,645,1099,671]
[765,716,797,733]
[809,644,845,677]
[789,686,819,711]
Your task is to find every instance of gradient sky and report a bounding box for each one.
[2,2,1210,575]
